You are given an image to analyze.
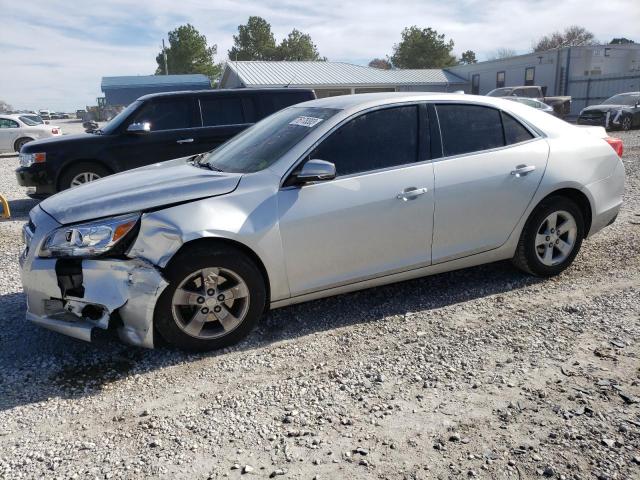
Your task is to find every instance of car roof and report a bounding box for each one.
[137,87,315,101]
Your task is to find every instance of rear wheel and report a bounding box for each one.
[154,244,266,352]
[14,137,34,152]
[621,116,632,131]
[512,196,585,277]
[58,162,110,191]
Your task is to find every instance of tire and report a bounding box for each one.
[14,137,34,152]
[512,196,585,277]
[154,244,267,352]
[621,116,632,131]
[58,162,110,191]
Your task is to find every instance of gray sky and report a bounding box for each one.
[1,0,638,111]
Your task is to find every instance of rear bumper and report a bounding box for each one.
[585,159,625,237]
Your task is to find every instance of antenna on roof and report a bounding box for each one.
[285,74,297,88]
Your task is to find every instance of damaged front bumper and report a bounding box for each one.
[19,207,167,348]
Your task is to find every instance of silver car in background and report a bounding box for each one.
[504,96,556,115]
[20,93,625,351]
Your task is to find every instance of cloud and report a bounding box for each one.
[1,0,637,110]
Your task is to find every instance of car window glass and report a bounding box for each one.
[200,97,244,126]
[501,112,534,145]
[0,119,18,128]
[132,99,190,131]
[259,93,309,117]
[436,104,504,156]
[309,106,419,177]
[19,116,39,126]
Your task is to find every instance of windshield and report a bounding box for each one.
[100,100,142,134]
[203,107,340,173]
[19,115,41,126]
[487,88,514,97]
[602,93,640,106]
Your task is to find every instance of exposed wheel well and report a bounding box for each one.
[14,137,34,152]
[537,188,592,237]
[56,160,114,191]
[165,237,272,312]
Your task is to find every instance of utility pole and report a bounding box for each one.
[162,39,169,75]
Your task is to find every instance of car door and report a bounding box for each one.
[431,103,549,263]
[108,97,199,170]
[0,118,21,152]
[277,104,435,297]
[190,95,252,153]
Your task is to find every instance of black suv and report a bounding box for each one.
[16,88,315,196]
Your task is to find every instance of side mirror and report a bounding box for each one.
[291,159,336,185]
[127,122,151,134]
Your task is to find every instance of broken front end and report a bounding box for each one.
[19,206,167,348]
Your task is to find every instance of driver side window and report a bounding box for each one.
[131,99,191,131]
[308,105,419,177]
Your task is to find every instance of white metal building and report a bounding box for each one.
[219,61,467,97]
[449,44,640,115]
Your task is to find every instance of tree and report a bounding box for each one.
[533,25,597,52]
[368,58,392,69]
[0,100,12,113]
[155,24,220,80]
[486,48,517,60]
[458,50,477,65]
[228,16,277,61]
[390,26,456,68]
[610,37,635,44]
[277,29,325,60]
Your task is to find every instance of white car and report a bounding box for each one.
[20,93,625,351]
[0,114,61,153]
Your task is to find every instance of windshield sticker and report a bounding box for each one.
[289,116,324,128]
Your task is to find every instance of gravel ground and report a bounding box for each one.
[0,130,639,480]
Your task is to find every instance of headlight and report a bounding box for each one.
[40,213,139,258]
[19,152,46,167]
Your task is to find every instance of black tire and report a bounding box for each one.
[512,196,585,277]
[58,162,111,191]
[14,137,34,152]
[154,244,267,352]
[620,116,632,131]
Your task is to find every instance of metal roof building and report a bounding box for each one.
[101,74,212,106]
[219,61,466,97]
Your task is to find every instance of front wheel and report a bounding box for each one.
[58,162,110,191]
[154,244,267,352]
[512,196,585,277]
[620,116,632,131]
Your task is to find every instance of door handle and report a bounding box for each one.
[510,165,536,177]
[176,138,194,144]
[396,187,428,201]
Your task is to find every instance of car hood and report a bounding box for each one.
[40,157,242,225]
[21,133,100,151]
[582,104,632,113]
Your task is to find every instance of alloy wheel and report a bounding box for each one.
[534,210,578,266]
[171,267,250,339]
[621,117,631,131]
[70,172,101,187]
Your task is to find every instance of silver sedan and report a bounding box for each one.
[20,93,625,351]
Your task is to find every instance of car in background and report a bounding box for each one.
[504,97,555,115]
[577,92,640,131]
[16,88,315,196]
[19,93,624,351]
[0,114,61,153]
[38,110,51,120]
[487,86,571,117]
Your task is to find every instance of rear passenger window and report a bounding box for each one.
[258,93,308,117]
[502,112,534,145]
[436,104,504,156]
[200,97,244,126]
[310,105,418,176]
[132,99,191,131]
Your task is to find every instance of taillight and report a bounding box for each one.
[51,128,59,134]
[604,136,623,157]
